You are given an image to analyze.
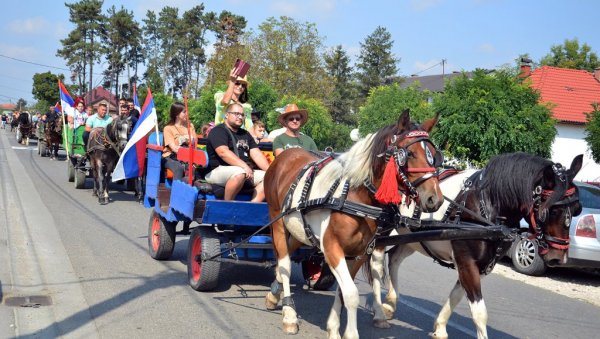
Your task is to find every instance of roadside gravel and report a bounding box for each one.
[492,262,600,307]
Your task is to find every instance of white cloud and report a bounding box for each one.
[410,0,444,11]
[0,43,36,59]
[478,43,496,54]
[7,17,47,34]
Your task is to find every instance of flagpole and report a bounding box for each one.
[184,89,194,185]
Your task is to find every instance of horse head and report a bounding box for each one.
[533,154,583,266]
[112,114,133,152]
[370,109,444,212]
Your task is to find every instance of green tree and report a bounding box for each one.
[433,69,556,163]
[32,72,65,108]
[59,0,105,94]
[102,5,141,98]
[540,38,600,72]
[248,79,280,119]
[324,45,358,124]
[358,83,435,136]
[249,16,332,101]
[16,98,28,111]
[356,26,399,100]
[584,103,600,163]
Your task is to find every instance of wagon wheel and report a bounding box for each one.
[147,211,176,260]
[74,169,86,189]
[67,161,75,182]
[302,257,336,291]
[40,140,47,156]
[187,227,221,291]
[16,129,22,143]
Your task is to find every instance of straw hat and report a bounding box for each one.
[235,75,249,86]
[277,103,308,127]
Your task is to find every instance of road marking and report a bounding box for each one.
[11,146,36,151]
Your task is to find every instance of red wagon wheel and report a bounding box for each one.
[187,227,221,291]
[147,211,176,260]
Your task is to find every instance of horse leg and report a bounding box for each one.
[369,247,390,328]
[266,218,298,334]
[454,263,487,339]
[381,244,416,320]
[430,280,465,339]
[98,162,107,205]
[324,250,359,339]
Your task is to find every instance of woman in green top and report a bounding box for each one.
[272,103,318,156]
[214,67,253,129]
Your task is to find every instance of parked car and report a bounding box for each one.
[509,182,600,275]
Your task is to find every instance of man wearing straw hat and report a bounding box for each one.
[272,103,318,156]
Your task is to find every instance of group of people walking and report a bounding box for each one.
[162,66,318,202]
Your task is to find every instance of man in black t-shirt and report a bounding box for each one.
[205,103,270,201]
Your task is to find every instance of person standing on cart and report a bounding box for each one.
[205,103,270,202]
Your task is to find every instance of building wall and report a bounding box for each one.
[552,123,600,183]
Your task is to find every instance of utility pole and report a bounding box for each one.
[442,59,447,77]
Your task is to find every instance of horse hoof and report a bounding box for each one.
[265,293,279,310]
[283,322,299,335]
[383,303,395,320]
[429,332,448,339]
[373,319,391,329]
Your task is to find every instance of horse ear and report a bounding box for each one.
[568,154,583,180]
[421,112,440,132]
[396,109,411,130]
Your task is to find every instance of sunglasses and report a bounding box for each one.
[234,82,247,87]
[287,116,302,122]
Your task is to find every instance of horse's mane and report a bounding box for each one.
[480,152,556,211]
[318,120,422,188]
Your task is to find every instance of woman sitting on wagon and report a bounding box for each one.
[162,102,197,181]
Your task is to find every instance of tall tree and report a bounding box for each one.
[324,45,357,124]
[584,103,600,164]
[157,6,181,96]
[102,5,141,98]
[16,98,28,111]
[356,26,399,100]
[540,38,600,72]
[32,72,65,108]
[248,16,332,100]
[433,69,556,163]
[180,5,215,97]
[59,0,105,94]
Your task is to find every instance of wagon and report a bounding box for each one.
[64,125,89,189]
[143,134,332,291]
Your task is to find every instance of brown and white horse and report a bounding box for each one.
[370,152,582,339]
[44,115,63,159]
[264,110,444,338]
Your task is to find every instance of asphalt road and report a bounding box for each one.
[1,128,600,339]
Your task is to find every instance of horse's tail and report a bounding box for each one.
[361,248,389,286]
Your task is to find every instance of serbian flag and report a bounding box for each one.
[54,101,62,113]
[133,83,141,112]
[58,80,74,116]
[112,87,158,181]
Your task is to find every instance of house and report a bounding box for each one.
[522,64,600,183]
[83,86,119,113]
[0,103,17,116]
[398,71,474,92]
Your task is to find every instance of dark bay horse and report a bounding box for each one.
[44,115,63,159]
[264,110,444,338]
[371,152,582,338]
[87,115,132,204]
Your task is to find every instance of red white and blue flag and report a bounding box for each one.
[133,83,141,113]
[112,87,158,181]
[58,80,74,116]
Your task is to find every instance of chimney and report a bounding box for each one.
[594,67,600,82]
[518,57,532,78]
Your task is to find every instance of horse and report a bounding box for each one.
[263,109,445,338]
[17,112,33,145]
[44,115,63,159]
[370,152,583,339]
[87,114,133,205]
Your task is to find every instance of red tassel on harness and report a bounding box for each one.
[375,158,401,204]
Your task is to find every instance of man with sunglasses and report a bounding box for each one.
[205,103,270,202]
[273,103,318,156]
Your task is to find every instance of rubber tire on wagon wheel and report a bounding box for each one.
[302,258,336,291]
[39,141,47,156]
[67,161,75,182]
[147,211,176,260]
[511,235,547,276]
[74,169,86,189]
[16,129,22,143]
[187,227,221,291]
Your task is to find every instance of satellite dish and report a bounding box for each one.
[350,128,360,141]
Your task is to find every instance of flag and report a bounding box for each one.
[58,80,74,116]
[112,87,158,181]
[133,83,141,112]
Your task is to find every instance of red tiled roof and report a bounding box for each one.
[528,66,600,124]
[83,86,118,108]
[0,103,17,110]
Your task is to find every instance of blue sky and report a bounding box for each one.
[1,0,599,104]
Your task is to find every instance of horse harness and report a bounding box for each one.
[87,119,130,156]
[281,131,443,256]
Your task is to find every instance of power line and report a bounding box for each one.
[413,60,444,75]
[0,53,71,72]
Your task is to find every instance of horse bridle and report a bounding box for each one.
[529,163,579,251]
[381,130,443,203]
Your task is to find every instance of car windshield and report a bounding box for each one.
[579,186,600,209]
